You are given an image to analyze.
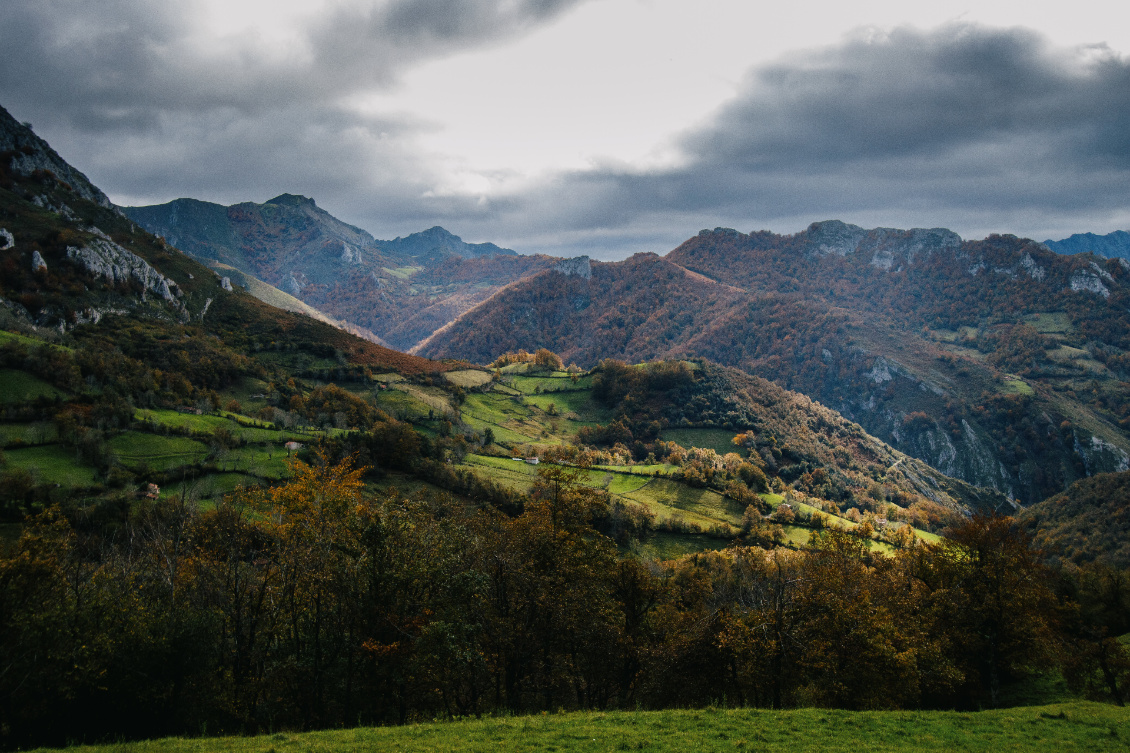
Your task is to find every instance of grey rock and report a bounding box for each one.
[31,250,47,272]
[65,238,178,302]
[220,276,233,292]
[0,105,113,208]
[0,228,13,250]
[553,256,592,279]
[1069,269,1111,298]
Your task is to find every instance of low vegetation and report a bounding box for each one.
[23,703,1130,753]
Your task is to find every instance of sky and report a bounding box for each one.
[1,0,1128,259]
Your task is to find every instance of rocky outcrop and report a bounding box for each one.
[1069,268,1111,298]
[0,229,13,251]
[31,250,46,272]
[0,105,113,208]
[66,238,178,302]
[553,256,592,279]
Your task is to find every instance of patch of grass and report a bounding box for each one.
[0,369,65,403]
[381,265,423,279]
[443,369,494,388]
[625,478,742,529]
[661,428,741,456]
[33,702,1130,753]
[164,472,261,503]
[109,433,209,472]
[0,329,72,351]
[0,421,58,446]
[1024,312,1073,335]
[506,374,591,395]
[3,444,98,487]
[373,386,439,421]
[226,446,293,479]
[639,532,731,560]
[1002,378,1035,396]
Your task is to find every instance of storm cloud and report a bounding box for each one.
[488,24,1130,256]
[0,8,1127,257]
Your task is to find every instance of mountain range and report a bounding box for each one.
[10,96,1130,511]
[421,222,1130,505]
[122,196,556,350]
[1045,229,1130,260]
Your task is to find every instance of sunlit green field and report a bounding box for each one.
[29,703,1130,753]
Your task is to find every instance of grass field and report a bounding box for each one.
[109,433,209,472]
[443,369,494,388]
[625,478,741,531]
[0,368,65,403]
[29,702,1130,753]
[0,421,58,446]
[661,427,741,455]
[3,445,98,487]
[1024,312,1073,335]
[0,329,72,351]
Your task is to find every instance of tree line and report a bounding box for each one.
[2,452,1128,749]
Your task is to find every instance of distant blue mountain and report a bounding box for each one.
[1044,230,1130,260]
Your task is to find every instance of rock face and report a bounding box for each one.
[553,256,592,279]
[0,105,113,209]
[66,238,178,302]
[0,229,14,250]
[31,250,46,272]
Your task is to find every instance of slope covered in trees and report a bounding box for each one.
[1021,470,1130,568]
[422,224,1130,505]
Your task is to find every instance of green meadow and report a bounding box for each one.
[28,703,1129,753]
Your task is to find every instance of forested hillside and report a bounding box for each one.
[422,223,1130,505]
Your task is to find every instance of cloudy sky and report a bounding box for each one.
[2,0,1128,258]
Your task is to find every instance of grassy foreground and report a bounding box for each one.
[33,703,1130,753]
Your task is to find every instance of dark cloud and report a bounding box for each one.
[0,0,589,235]
[460,24,1130,255]
[1,13,1127,257]
[0,0,588,122]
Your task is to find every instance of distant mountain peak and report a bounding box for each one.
[1044,229,1130,261]
[265,193,317,208]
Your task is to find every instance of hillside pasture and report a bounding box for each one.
[661,427,741,456]
[0,368,65,403]
[3,444,98,487]
[109,433,209,472]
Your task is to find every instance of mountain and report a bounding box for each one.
[1044,229,1130,260]
[0,105,440,378]
[1020,470,1130,567]
[122,196,554,350]
[422,221,1130,505]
